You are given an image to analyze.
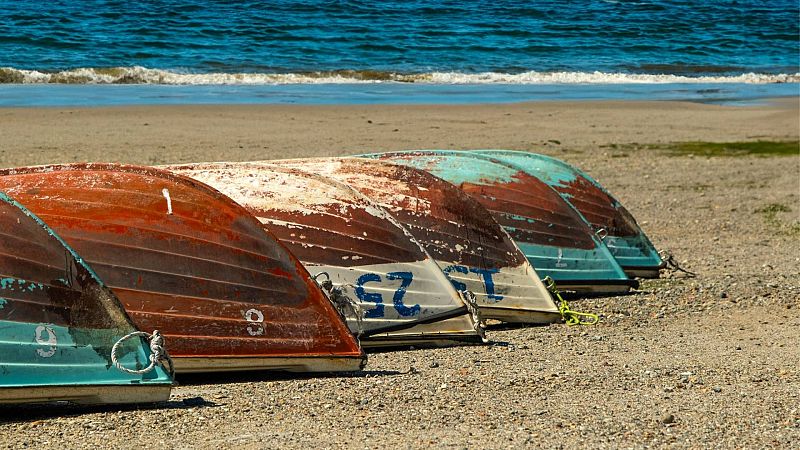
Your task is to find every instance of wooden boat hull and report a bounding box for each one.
[364,152,636,294]
[0,192,172,405]
[475,150,664,278]
[273,158,562,322]
[0,164,364,373]
[166,162,482,347]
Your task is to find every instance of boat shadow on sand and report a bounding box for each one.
[0,369,408,423]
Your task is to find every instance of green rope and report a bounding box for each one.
[543,277,599,326]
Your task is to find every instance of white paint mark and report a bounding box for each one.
[245,308,265,336]
[35,325,57,358]
[162,188,173,215]
[555,248,567,268]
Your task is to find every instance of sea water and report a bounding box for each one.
[0,0,797,105]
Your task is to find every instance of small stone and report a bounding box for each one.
[712,386,722,393]
[661,414,675,424]
[720,291,728,299]
[429,361,439,368]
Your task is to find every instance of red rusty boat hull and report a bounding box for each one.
[166,162,483,348]
[0,164,364,373]
[272,158,561,324]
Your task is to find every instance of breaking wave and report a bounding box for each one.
[1,66,798,85]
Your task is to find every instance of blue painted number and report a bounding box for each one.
[386,271,419,317]
[443,265,503,301]
[354,271,420,318]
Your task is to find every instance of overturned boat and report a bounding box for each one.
[274,157,561,323]
[365,151,636,295]
[0,191,172,405]
[0,164,364,373]
[475,150,663,278]
[166,162,483,348]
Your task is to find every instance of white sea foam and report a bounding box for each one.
[1,66,797,85]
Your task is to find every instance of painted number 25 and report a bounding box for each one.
[355,271,420,318]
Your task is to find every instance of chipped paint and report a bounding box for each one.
[276,158,561,323]
[167,162,481,341]
[364,151,634,292]
[0,190,172,402]
[0,163,364,371]
[475,150,664,276]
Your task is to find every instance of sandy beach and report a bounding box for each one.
[0,99,798,448]
[0,99,797,168]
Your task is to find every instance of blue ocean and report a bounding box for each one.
[0,0,797,105]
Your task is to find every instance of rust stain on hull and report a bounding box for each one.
[552,176,638,237]
[276,158,525,268]
[167,162,423,268]
[0,164,363,370]
[372,153,598,249]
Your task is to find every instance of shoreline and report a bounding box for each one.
[0,82,798,108]
[0,99,797,169]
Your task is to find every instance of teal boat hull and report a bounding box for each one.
[475,150,664,278]
[362,151,636,294]
[0,192,172,405]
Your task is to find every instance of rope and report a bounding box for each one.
[659,250,697,278]
[111,330,174,377]
[313,272,364,338]
[543,277,599,326]
[458,289,487,342]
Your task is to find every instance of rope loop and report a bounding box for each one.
[313,271,364,339]
[659,250,697,278]
[458,289,487,342]
[111,330,174,377]
[543,276,599,326]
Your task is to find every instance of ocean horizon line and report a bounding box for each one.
[1,66,798,86]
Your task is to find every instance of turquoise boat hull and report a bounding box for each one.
[362,152,635,294]
[0,192,172,405]
[475,150,664,278]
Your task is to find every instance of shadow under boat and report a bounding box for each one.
[275,157,562,324]
[165,162,484,348]
[0,163,365,374]
[474,150,664,278]
[363,151,637,295]
[0,191,172,405]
